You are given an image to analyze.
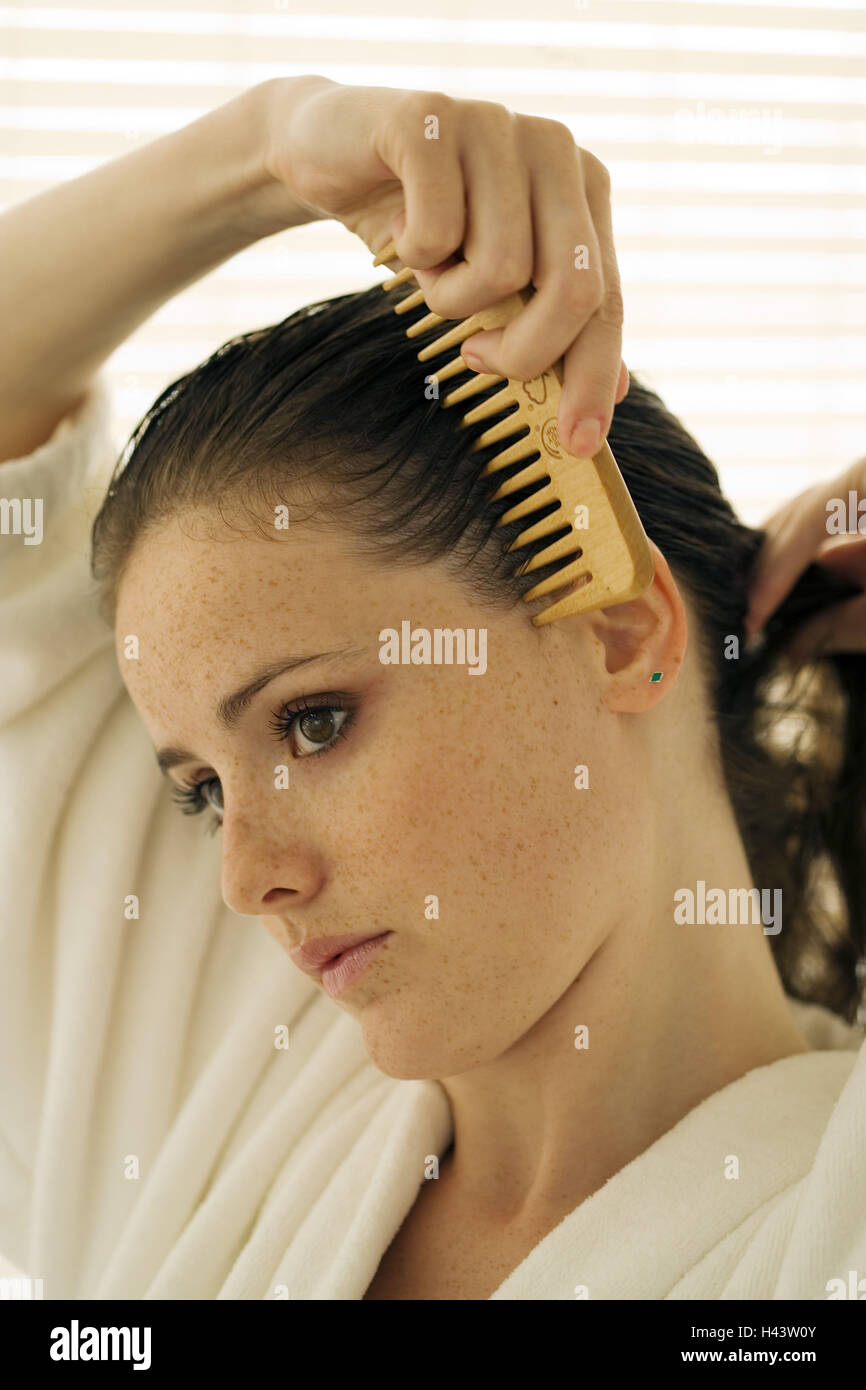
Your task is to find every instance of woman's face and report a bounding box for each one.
[115,508,667,1081]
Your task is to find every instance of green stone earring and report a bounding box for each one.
[650,671,663,683]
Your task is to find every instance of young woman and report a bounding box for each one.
[1,75,864,1302]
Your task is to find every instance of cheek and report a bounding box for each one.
[348,684,616,941]
[348,691,638,1078]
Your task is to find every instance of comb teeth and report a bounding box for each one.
[372,238,654,625]
[442,373,503,408]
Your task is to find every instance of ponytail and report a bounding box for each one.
[716,545,866,1022]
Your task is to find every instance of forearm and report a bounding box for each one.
[0,78,317,457]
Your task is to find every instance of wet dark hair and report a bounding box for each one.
[90,281,866,1024]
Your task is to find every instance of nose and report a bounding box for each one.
[218,793,322,919]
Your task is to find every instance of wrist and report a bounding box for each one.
[180,79,324,248]
[232,78,331,239]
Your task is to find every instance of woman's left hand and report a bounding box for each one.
[745,455,866,659]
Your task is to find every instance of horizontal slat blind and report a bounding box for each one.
[2,0,864,521]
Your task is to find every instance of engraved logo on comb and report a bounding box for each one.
[541,418,562,458]
[522,377,548,407]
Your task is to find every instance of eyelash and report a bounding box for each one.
[169,693,357,835]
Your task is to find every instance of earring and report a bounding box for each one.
[650,671,663,683]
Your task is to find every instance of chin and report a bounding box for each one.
[357,1006,504,1082]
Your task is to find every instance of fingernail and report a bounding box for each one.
[569,418,604,457]
[462,349,486,372]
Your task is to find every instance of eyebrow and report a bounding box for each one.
[155,645,373,775]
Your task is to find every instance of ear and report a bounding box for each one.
[584,541,688,712]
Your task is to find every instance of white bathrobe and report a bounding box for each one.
[1,378,864,1301]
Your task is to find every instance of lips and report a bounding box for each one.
[289,932,391,977]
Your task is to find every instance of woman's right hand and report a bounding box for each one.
[265,75,629,459]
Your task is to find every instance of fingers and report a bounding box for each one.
[782,593,866,663]
[614,359,630,404]
[381,91,467,271]
[782,535,866,660]
[812,533,866,587]
[382,102,626,458]
[555,149,625,454]
[409,102,534,318]
[746,459,866,635]
[461,129,620,456]
[460,119,603,381]
[745,483,834,636]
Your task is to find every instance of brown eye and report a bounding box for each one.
[292,707,349,756]
[299,709,337,747]
[171,700,357,836]
[268,699,356,759]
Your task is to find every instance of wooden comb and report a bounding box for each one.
[372,237,654,626]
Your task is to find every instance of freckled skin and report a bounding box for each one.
[116,507,810,1226]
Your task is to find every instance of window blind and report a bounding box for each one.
[1,0,864,521]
